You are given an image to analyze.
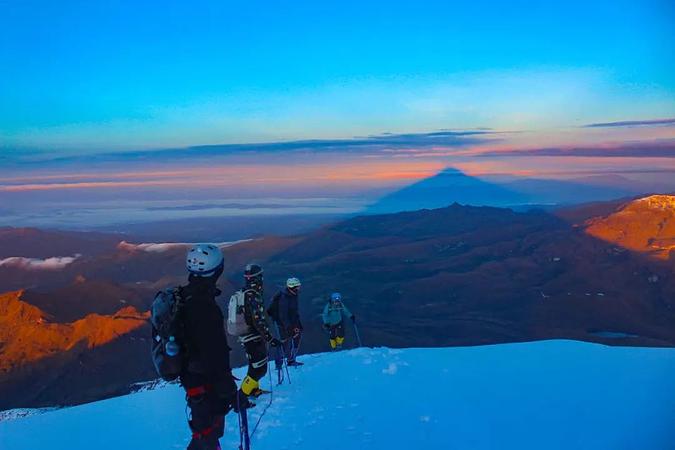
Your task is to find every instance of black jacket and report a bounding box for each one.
[268,289,302,331]
[180,275,234,395]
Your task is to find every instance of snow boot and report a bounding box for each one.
[249,388,270,398]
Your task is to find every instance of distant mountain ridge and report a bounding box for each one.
[265,199,674,353]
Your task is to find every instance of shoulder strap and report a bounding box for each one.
[170,286,186,314]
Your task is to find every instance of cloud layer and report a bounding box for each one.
[117,240,248,253]
[0,255,80,270]
[478,141,675,158]
[583,118,675,128]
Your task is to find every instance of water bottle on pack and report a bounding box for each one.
[165,335,180,357]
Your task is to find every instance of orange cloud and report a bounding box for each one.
[0,161,444,192]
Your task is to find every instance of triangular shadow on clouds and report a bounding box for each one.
[364,167,652,215]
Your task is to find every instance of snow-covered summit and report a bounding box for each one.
[1,341,673,450]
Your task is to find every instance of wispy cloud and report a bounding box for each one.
[0,255,80,270]
[6,129,499,166]
[117,240,249,253]
[477,141,675,158]
[583,118,675,128]
[0,161,443,192]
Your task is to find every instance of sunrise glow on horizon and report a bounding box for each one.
[1,0,675,228]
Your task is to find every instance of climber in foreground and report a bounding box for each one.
[268,276,304,367]
[225,263,280,401]
[171,244,239,450]
[322,292,356,350]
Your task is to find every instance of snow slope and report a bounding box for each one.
[1,340,674,450]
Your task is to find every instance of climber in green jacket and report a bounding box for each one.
[321,292,355,350]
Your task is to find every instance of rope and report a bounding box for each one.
[249,353,275,439]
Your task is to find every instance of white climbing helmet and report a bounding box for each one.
[186,244,224,277]
[286,277,301,289]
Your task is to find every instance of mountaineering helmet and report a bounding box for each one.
[244,263,263,280]
[186,244,224,277]
[286,277,301,289]
[244,263,264,291]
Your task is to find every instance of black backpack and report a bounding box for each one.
[150,287,187,381]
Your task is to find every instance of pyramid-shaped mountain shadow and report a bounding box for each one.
[366,167,648,214]
[367,168,525,213]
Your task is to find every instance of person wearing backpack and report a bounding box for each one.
[267,277,303,367]
[153,243,240,450]
[225,263,280,400]
[321,292,355,350]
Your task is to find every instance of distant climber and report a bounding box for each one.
[225,263,280,401]
[179,244,239,450]
[268,277,304,367]
[321,292,355,350]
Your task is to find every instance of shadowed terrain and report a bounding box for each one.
[1,195,674,409]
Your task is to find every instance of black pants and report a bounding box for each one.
[274,325,301,368]
[185,388,224,450]
[240,335,268,395]
[329,322,345,340]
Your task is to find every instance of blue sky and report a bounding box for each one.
[1,0,674,153]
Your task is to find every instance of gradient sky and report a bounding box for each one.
[1,0,674,152]
[1,0,675,227]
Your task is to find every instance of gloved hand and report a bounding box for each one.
[268,337,281,347]
[322,323,330,330]
[351,315,356,322]
[233,389,250,413]
[292,327,301,338]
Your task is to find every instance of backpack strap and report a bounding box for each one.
[170,286,185,316]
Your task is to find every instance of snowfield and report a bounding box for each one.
[1,340,674,450]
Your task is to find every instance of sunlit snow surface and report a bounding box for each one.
[1,341,674,449]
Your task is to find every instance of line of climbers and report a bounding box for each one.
[150,243,360,450]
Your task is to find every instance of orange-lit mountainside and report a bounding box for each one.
[0,290,148,372]
[585,195,675,260]
[1,195,673,410]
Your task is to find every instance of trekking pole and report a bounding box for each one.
[273,325,291,385]
[353,321,363,348]
[275,345,284,385]
[250,353,275,439]
[278,342,292,384]
[237,393,251,450]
